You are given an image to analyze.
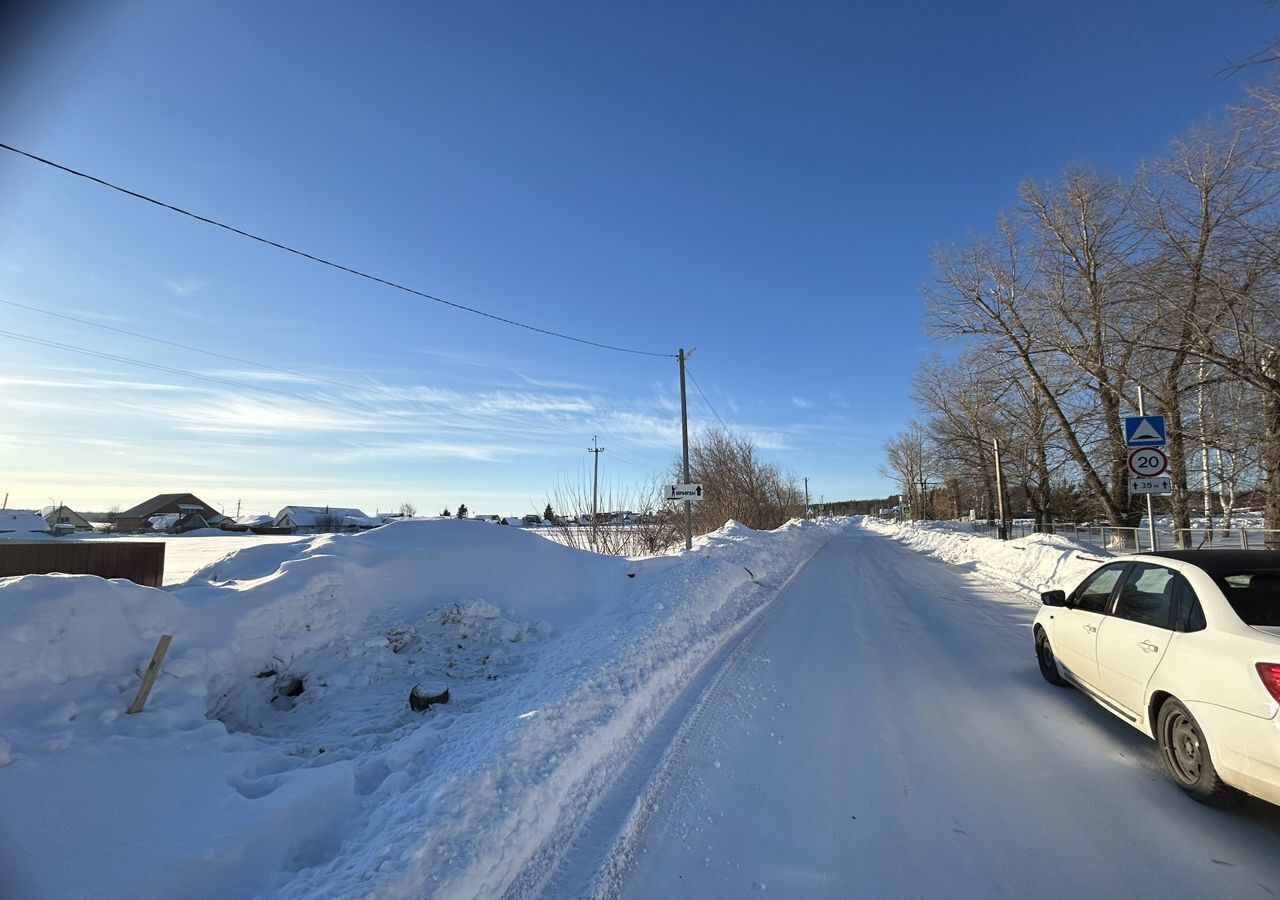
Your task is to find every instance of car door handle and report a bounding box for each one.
[1139,640,1160,653]
[1084,624,1097,634]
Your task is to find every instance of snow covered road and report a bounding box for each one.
[606,528,1280,899]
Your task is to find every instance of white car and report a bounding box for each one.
[1034,550,1280,807]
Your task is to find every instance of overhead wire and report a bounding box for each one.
[0,142,675,359]
[685,364,729,432]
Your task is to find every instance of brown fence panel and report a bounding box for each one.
[0,542,166,587]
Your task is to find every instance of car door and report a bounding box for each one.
[1055,562,1128,688]
[1095,563,1178,718]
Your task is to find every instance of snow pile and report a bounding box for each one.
[855,516,1113,598]
[0,516,846,899]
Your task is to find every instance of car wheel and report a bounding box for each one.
[1035,628,1068,686]
[1156,698,1242,807]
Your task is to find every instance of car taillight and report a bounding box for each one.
[1257,663,1280,704]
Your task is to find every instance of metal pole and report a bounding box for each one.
[679,349,692,551]
[1138,387,1158,552]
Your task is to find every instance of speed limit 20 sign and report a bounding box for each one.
[1128,447,1168,477]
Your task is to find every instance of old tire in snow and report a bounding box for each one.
[1034,629,1068,687]
[410,682,450,712]
[1156,698,1241,807]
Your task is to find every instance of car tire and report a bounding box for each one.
[1156,698,1242,807]
[1035,629,1068,686]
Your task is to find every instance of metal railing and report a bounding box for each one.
[962,520,1280,553]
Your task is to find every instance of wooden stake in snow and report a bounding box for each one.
[409,682,450,712]
[127,634,172,715]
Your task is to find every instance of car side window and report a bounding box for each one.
[1173,576,1206,633]
[1071,564,1127,613]
[1112,563,1175,629]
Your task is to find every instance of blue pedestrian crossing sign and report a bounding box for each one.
[1124,416,1166,447]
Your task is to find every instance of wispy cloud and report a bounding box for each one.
[791,395,813,408]
[206,369,321,385]
[165,277,208,297]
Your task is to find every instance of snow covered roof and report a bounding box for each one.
[273,506,371,528]
[0,512,50,533]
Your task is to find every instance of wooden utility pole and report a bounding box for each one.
[678,349,693,550]
[588,435,604,550]
[993,437,1008,540]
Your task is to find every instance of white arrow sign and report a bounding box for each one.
[1130,476,1172,495]
[666,483,705,502]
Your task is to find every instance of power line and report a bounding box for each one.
[0,142,674,359]
[685,364,729,432]
[607,447,668,472]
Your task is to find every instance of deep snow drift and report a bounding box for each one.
[0,517,846,899]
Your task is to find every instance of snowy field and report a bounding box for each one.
[66,530,313,585]
[4,516,1278,899]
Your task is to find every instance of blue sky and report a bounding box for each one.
[0,1,1272,517]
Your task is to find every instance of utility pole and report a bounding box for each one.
[588,435,604,551]
[678,349,694,550]
[804,477,810,518]
[993,437,1008,540]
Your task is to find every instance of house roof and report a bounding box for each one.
[38,506,92,525]
[119,493,217,519]
[0,512,51,533]
[274,506,370,527]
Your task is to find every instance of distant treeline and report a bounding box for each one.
[814,497,897,517]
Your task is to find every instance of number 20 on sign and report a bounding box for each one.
[1127,447,1168,478]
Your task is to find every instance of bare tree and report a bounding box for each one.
[684,428,805,532]
[881,422,933,520]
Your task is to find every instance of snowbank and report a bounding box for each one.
[0,517,846,899]
[856,516,1114,599]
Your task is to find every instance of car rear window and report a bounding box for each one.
[1215,571,1280,627]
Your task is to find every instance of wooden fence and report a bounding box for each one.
[0,541,165,587]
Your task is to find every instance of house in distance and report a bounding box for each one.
[113,494,227,533]
[272,506,380,534]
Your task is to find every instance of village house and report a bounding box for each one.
[272,506,380,534]
[39,505,95,534]
[0,511,52,536]
[113,494,228,533]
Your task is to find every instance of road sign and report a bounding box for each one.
[1128,447,1168,478]
[1129,476,1172,495]
[665,483,704,502]
[1124,416,1167,447]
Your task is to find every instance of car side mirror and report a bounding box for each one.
[1040,589,1067,608]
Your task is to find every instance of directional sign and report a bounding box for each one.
[1130,476,1172,495]
[1124,416,1167,447]
[1128,447,1168,478]
[665,483,705,502]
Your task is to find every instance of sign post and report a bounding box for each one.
[1126,392,1167,551]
